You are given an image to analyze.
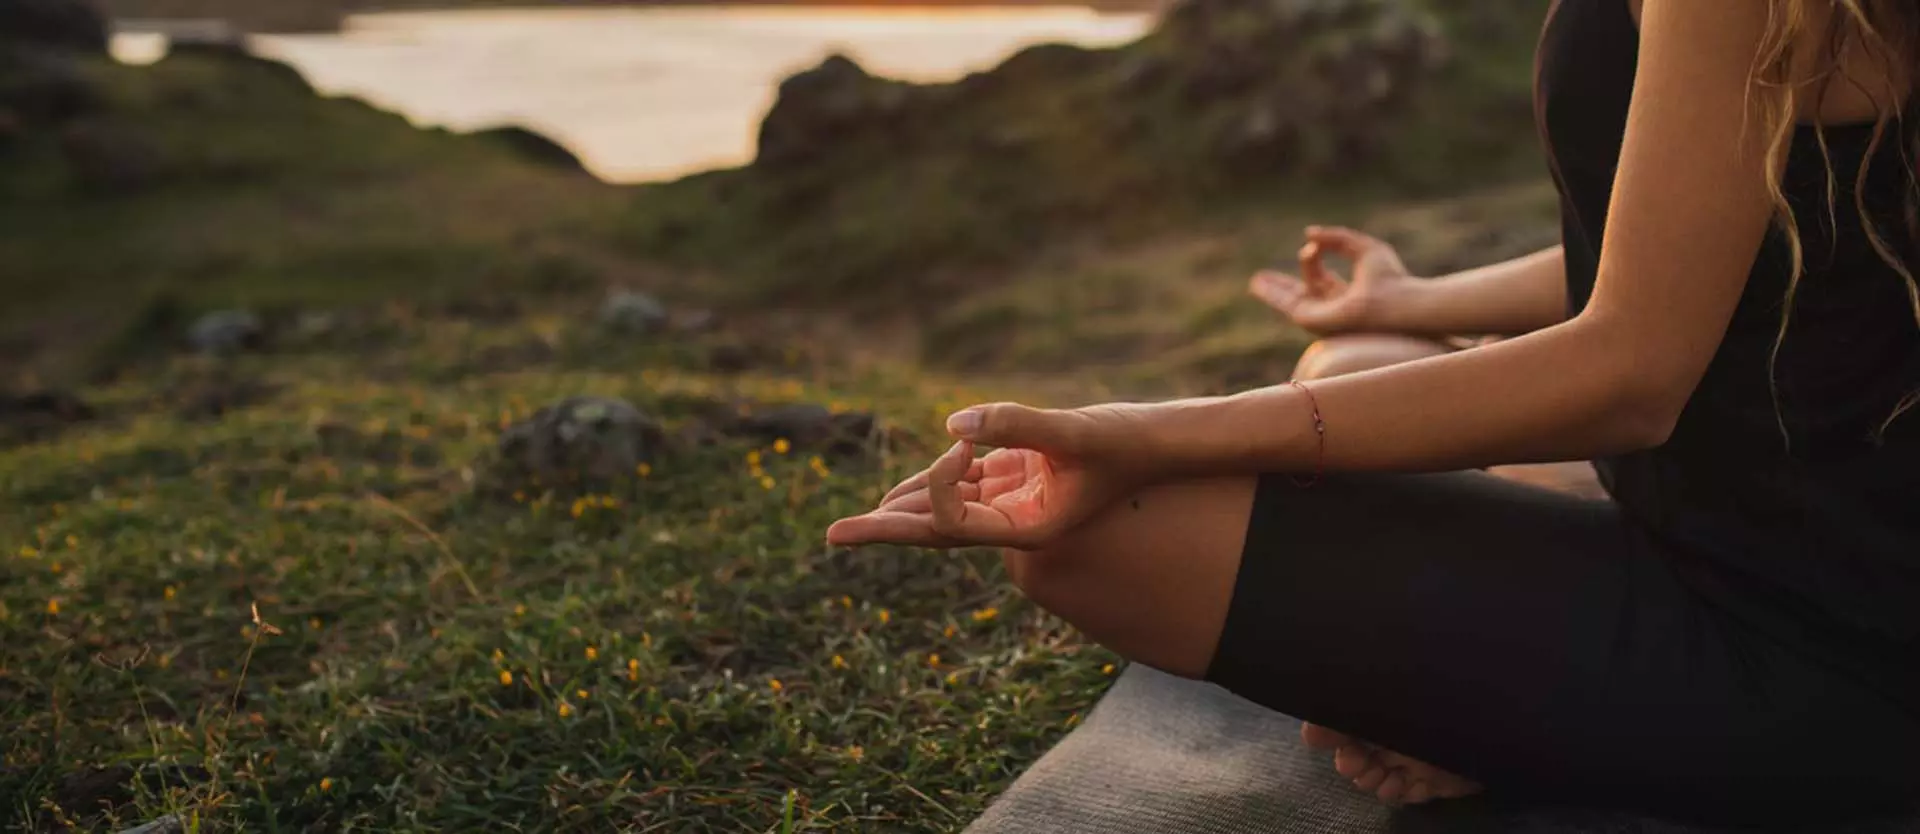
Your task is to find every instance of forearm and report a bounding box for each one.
[1150,310,1674,476]
[1374,246,1569,337]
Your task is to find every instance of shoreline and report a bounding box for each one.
[104,0,1168,35]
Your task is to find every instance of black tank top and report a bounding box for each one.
[1537,0,1920,679]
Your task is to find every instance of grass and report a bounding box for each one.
[0,309,1122,832]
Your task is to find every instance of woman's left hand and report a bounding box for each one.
[826,403,1162,550]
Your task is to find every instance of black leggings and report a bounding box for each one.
[1205,471,1920,827]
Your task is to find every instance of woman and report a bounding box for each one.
[829,0,1920,824]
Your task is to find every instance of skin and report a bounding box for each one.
[828,0,1909,809]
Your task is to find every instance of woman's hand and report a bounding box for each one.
[826,403,1163,550]
[1249,226,1416,337]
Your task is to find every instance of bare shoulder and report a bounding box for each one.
[1626,0,1910,126]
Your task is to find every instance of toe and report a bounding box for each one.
[1353,764,1389,794]
[1333,745,1375,780]
[1376,771,1410,805]
[1403,780,1434,805]
[1302,723,1353,751]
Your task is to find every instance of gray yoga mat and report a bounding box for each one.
[966,666,1920,834]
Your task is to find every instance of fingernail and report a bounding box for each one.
[947,409,982,437]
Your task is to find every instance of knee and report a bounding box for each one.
[1293,336,1375,381]
[1293,335,1446,381]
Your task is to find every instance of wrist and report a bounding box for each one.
[1363,274,1434,334]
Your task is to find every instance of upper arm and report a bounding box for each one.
[1582,0,1778,416]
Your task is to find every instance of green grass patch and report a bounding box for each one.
[0,312,1119,832]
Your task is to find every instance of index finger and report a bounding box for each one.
[928,440,974,535]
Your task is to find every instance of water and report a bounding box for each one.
[121,7,1152,183]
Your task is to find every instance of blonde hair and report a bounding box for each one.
[1750,0,1920,443]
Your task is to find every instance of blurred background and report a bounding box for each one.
[1,0,1556,831]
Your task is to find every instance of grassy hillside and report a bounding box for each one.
[618,0,1551,314]
[0,46,634,380]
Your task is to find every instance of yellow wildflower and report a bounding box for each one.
[18,546,37,559]
[877,609,891,625]
[65,535,78,549]
[492,648,505,663]
[1066,713,1082,728]
[45,599,59,615]
[768,678,784,692]
[1103,664,1117,676]
[773,438,791,455]
[810,456,831,477]
[928,653,941,668]
[641,632,653,649]
[946,672,960,686]
[760,475,776,490]
[839,595,852,609]
[49,562,61,574]
[943,625,957,638]
[627,658,640,681]
[972,607,1000,622]
[570,499,586,519]
[164,586,176,601]
[585,646,598,661]
[499,669,513,686]
[636,462,652,478]
[309,617,323,630]
[831,654,847,670]
[846,745,865,762]
[320,777,333,792]
[576,689,590,700]
[513,604,527,617]
[746,450,762,467]
[557,702,574,718]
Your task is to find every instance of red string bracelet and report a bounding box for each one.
[1287,380,1326,488]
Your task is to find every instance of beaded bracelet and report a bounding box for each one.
[1287,380,1326,488]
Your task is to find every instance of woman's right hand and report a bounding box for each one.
[1249,226,1416,337]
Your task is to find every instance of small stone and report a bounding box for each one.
[495,396,665,488]
[599,290,668,335]
[186,310,263,355]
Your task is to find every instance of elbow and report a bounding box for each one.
[1578,314,1692,452]
[1609,389,1684,451]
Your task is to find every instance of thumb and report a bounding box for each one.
[947,403,1081,452]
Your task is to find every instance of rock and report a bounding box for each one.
[599,289,668,335]
[0,0,108,53]
[756,54,912,167]
[495,396,665,487]
[186,310,263,355]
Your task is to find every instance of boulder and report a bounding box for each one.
[496,396,665,487]
[0,0,108,53]
[599,289,669,335]
[186,310,264,355]
[756,54,912,167]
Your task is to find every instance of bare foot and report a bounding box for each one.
[1302,723,1484,806]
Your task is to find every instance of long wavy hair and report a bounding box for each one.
[1751,0,1920,441]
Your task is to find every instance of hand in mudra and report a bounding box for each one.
[826,403,1159,550]
[1249,226,1415,337]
